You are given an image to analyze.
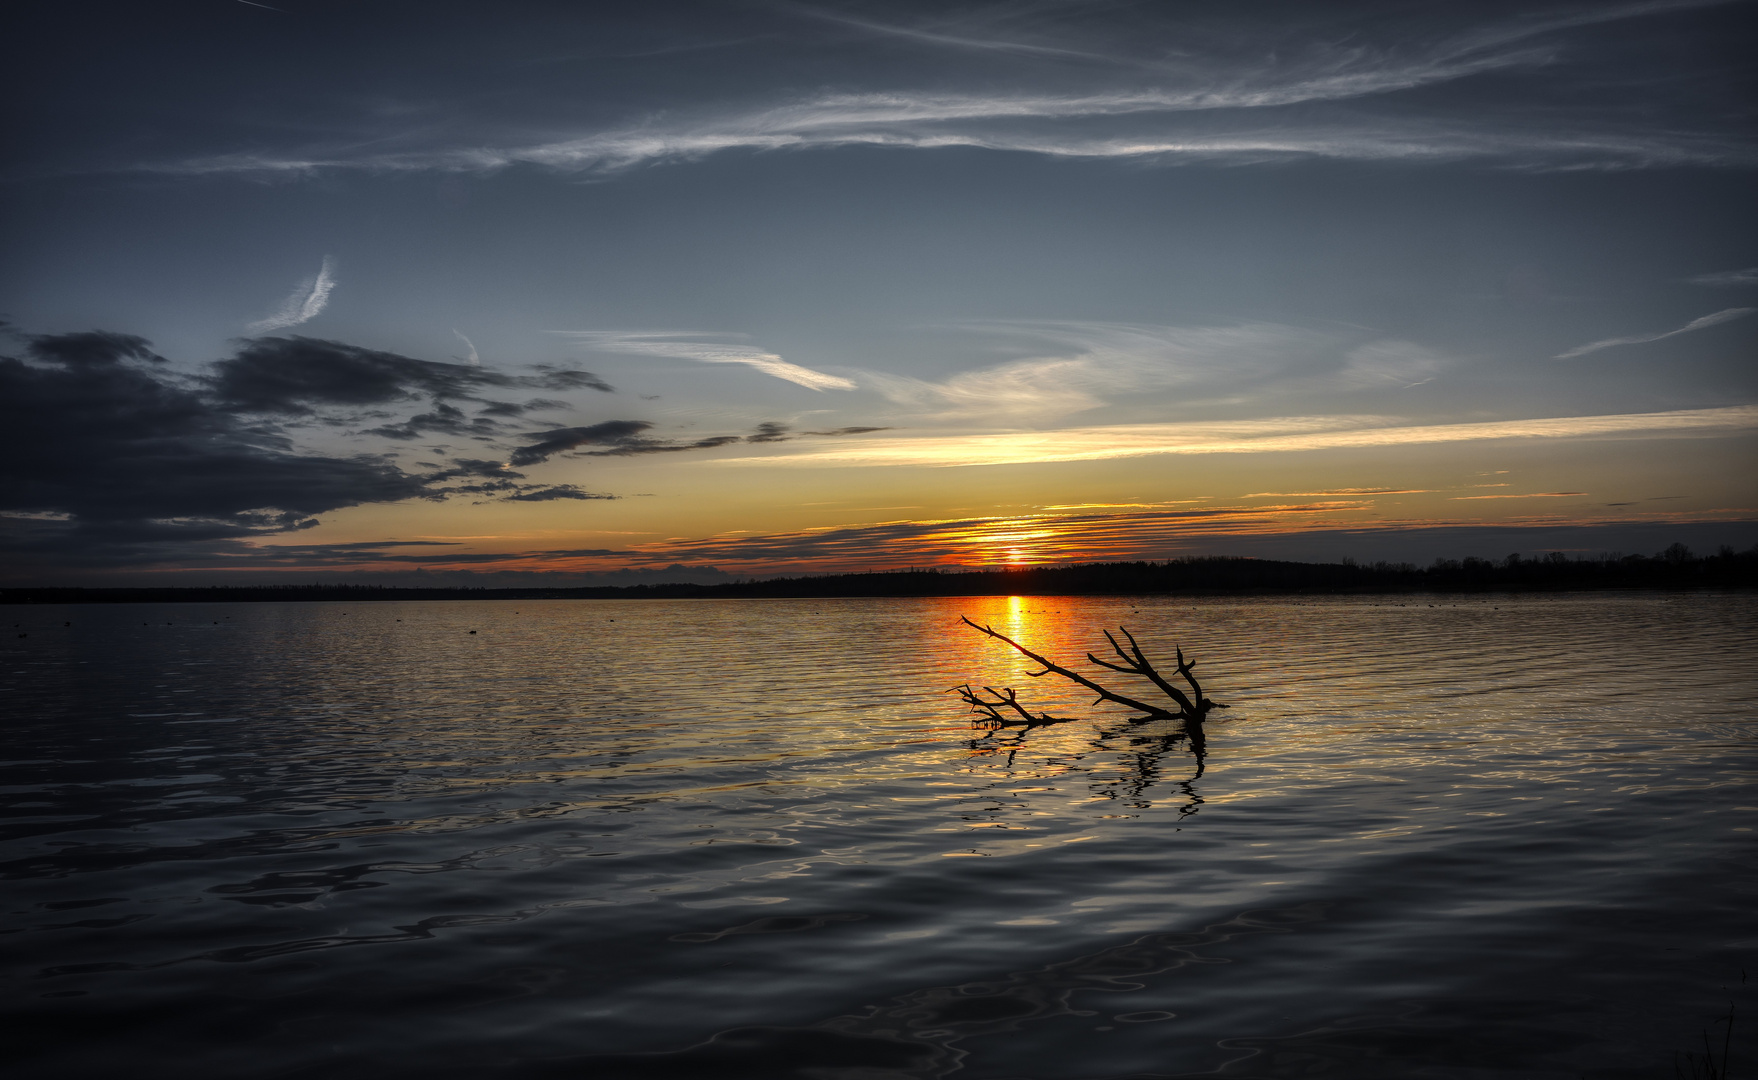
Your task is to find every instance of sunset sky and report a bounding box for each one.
[4,0,1754,584]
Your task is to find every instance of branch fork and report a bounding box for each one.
[955,616,1226,727]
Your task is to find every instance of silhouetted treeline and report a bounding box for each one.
[4,544,1753,605]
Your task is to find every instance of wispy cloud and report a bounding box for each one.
[865,321,1320,420]
[246,257,336,334]
[1243,488,1434,497]
[506,419,883,466]
[562,498,1746,573]
[451,329,480,365]
[162,103,1752,178]
[1554,307,1755,359]
[1450,491,1587,500]
[555,331,855,391]
[1336,341,1445,388]
[712,405,1758,468]
[818,0,1729,75]
[861,322,1443,421]
[1690,267,1758,287]
[146,2,1753,179]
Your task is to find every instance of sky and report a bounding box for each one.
[3,0,1755,585]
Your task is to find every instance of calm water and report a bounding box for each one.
[3,594,1754,1079]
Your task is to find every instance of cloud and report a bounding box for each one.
[364,401,501,441]
[476,397,570,417]
[865,321,1318,420]
[210,336,612,414]
[1,331,430,561]
[804,426,889,437]
[861,321,1434,421]
[163,101,1754,179]
[1243,489,1434,497]
[1450,492,1587,500]
[246,257,336,334]
[570,496,1650,570]
[501,486,618,502]
[452,329,481,365]
[508,420,656,466]
[1690,268,1758,287]
[1554,307,1756,359]
[0,331,636,569]
[1336,341,1445,388]
[712,405,1758,468]
[137,2,1755,179]
[558,332,855,391]
[505,419,883,466]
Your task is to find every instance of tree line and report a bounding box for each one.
[3,543,1753,604]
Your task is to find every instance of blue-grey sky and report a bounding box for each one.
[3,0,1755,583]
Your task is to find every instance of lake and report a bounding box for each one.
[3,594,1753,1078]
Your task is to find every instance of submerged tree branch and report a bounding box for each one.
[957,616,1226,725]
[949,683,1085,729]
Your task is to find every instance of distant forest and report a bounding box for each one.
[5,544,1754,604]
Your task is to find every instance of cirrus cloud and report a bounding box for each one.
[556,332,856,391]
[246,257,337,334]
[1554,307,1755,360]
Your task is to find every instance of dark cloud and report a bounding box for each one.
[271,541,465,552]
[0,332,635,571]
[420,457,516,481]
[209,336,611,416]
[503,486,618,502]
[365,401,502,441]
[738,422,894,445]
[507,420,655,465]
[508,421,885,464]
[583,434,744,458]
[410,459,615,503]
[526,366,615,393]
[476,397,571,417]
[1,328,893,576]
[1,332,431,563]
[806,426,890,437]
[25,331,167,368]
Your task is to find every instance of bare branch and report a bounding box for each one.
[1084,627,1198,714]
[948,683,1083,729]
[959,617,1225,721]
[960,617,1174,719]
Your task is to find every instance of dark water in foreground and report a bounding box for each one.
[3,594,1753,1079]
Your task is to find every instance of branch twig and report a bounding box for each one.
[959,617,1225,722]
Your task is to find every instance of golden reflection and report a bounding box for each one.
[951,615,1218,814]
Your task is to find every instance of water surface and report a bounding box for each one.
[3,594,1754,1077]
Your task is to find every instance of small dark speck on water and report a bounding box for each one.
[468,630,477,635]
